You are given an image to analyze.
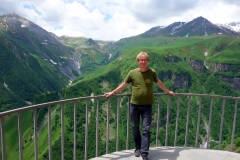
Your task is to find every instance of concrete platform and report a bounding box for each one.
[89,147,240,160]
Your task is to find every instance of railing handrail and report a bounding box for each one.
[0,95,104,116]
[1,93,239,116]
[0,93,239,160]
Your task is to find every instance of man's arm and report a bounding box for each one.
[104,82,129,98]
[156,79,174,96]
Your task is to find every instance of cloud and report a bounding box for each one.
[126,0,198,23]
[0,0,240,40]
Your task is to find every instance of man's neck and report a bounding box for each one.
[138,67,148,72]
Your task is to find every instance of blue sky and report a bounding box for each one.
[1,0,240,40]
[23,4,42,15]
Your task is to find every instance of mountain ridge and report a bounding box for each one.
[1,13,81,79]
[0,13,80,109]
[141,16,240,37]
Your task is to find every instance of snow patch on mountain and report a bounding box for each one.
[171,22,185,35]
[216,22,240,33]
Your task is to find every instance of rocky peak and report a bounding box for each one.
[87,38,98,46]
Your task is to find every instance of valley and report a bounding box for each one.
[0,14,240,159]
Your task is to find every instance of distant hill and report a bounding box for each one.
[58,36,114,72]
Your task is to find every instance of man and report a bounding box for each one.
[104,52,174,160]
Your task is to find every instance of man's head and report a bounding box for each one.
[136,52,149,69]
[136,52,150,62]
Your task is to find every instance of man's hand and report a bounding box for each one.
[104,82,128,98]
[104,92,114,98]
[167,91,175,96]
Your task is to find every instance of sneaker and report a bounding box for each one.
[134,148,140,157]
[142,155,148,160]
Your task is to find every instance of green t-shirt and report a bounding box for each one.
[124,68,158,105]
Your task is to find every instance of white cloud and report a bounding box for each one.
[0,0,240,40]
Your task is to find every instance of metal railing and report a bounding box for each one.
[0,93,239,160]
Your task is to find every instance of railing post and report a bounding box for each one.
[116,96,120,151]
[33,108,38,160]
[106,98,110,154]
[156,96,161,147]
[230,100,238,151]
[96,98,99,157]
[195,96,202,148]
[174,96,181,147]
[85,100,89,160]
[184,95,191,147]
[165,95,171,146]
[126,96,130,150]
[206,97,214,149]
[61,103,65,160]
[48,105,52,160]
[218,99,225,150]
[73,101,77,160]
[0,116,6,160]
[18,112,23,160]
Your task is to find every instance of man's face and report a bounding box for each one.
[138,55,149,68]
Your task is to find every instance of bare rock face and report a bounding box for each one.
[162,56,240,91]
[206,63,231,72]
[173,74,191,89]
[164,55,240,74]
[164,56,182,63]
[205,62,240,73]
[220,76,240,90]
[160,71,191,90]
[187,59,207,73]
[164,56,207,73]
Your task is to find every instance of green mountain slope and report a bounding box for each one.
[0,33,68,111]
[0,14,81,80]
[58,36,112,72]
[0,13,93,110]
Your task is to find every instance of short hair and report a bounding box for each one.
[136,52,150,61]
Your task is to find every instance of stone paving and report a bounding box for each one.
[89,147,240,160]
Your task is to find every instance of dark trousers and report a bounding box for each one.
[130,104,152,156]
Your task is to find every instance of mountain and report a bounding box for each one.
[141,16,240,37]
[0,13,81,110]
[57,36,114,72]
[0,13,81,80]
[0,13,117,110]
[104,16,240,62]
